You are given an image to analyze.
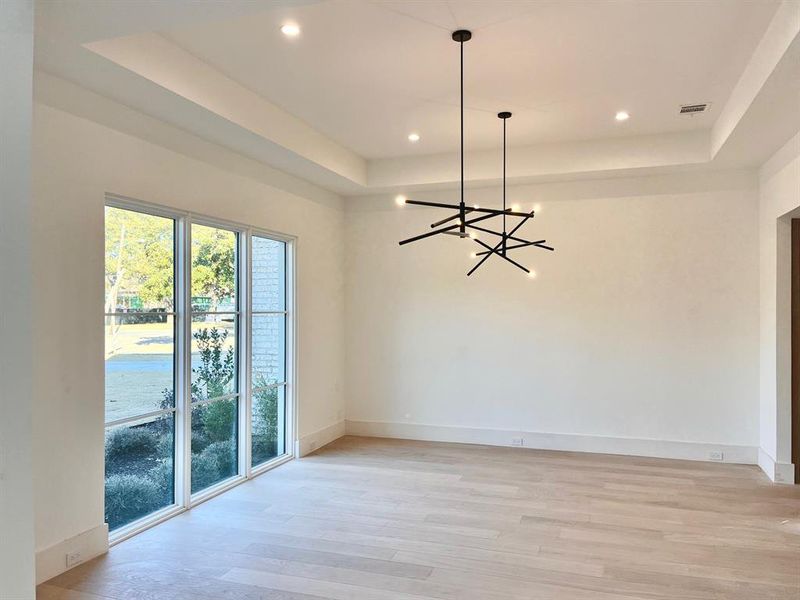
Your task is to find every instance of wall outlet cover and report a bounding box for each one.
[511,438,524,447]
[708,451,724,462]
[66,552,82,568]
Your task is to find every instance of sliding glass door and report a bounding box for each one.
[104,200,293,536]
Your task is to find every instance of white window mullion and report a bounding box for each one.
[290,240,297,457]
[178,215,192,509]
[241,230,253,478]
[105,407,176,429]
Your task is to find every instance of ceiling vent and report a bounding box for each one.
[679,103,709,115]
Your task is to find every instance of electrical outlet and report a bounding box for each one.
[511,438,524,447]
[708,450,724,462]
[66,551,82,568]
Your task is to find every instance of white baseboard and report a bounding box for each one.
[758,447,796,484]
[346,420,759,465]
[296,420,346,457]
[36,523,108,585]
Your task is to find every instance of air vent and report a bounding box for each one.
[680,103,709,115]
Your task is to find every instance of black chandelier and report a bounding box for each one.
[397,29,554,277]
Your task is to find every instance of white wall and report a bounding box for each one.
[758,131,800,483]
[345,171,760,461]
[0,1,36,598]
[30,102,346,581]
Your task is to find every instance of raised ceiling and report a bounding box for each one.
[33,0,800,195]
[164,0,777,159]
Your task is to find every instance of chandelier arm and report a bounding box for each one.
[399,226,460,246]
[508,239,548,250]
[465,224,506,238]
[462,211,513,227]
[471,239,530,274]
[398,210,510,246]
[476,241,555,256]
[474,239,548,256]
[473,238,530,272]
[467,238,504,276]
[465,224,533,246]
[430,209,476,229]
[506,233,540,245]
[506,211,535,237]
[405,199,531,218]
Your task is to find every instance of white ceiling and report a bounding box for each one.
[33,0,799,195]
[163,0,779,158]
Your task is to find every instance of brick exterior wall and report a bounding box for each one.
[251,237,285,388]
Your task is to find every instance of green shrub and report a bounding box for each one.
[147,459,173,492]
[190,451,220,493]
[251,383,279,465]
[253,384,278,441]
[156,433,173,459]
[105,474,161,531]
[192,327,234,400]
[191,440,236,493]
[191,429,211,453]
[252,434,277,465]
[202,399,236,443]
[105,426,159,465]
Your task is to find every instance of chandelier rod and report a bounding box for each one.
[503,115,507,238]
[459,35,465,234]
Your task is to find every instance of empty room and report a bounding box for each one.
[2,0,800,598]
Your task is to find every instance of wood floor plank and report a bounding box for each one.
[39,436,800,600]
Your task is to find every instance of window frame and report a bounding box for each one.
[104,194,297,544]
[249,233,291,470]
[188,220,242,497]
[103,203,179,534]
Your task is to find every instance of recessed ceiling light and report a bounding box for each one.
[408,132,420,142]
[615,111,630,121]
[280,23,301,37]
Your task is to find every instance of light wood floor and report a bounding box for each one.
[40,436,800,600]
